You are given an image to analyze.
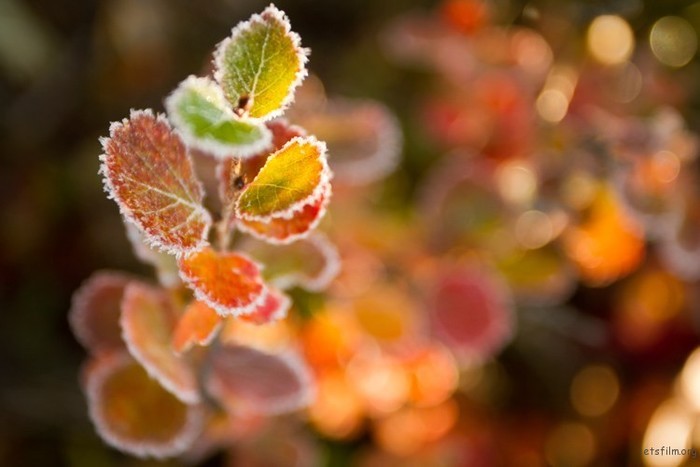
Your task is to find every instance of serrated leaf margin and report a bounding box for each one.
[98,108,212,257]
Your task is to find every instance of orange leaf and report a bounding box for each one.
[240,288,291,325]
[237,181,330,244]
[206,344,314,415]
[563,187,645,286]
[83,352,202,458]
[172,301,223,354]
[100,110,212,256]
[177,247,267,316]
[120,282,200,403]
[69,271,132,354]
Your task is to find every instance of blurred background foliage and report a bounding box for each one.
[4,0,700,466]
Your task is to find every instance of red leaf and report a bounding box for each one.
[428,264,514,364]
[120,282,200,403]
[69,271,132,354]
[240,288,291,325]
[172,301,223,354]
[236,181,330,244]
[177,247,268,316]
[83,351,202,458]
[206,344,314,416]
[100,110,212,256]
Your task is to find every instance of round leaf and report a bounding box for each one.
[84,352,202,459]
[207,344,314,416]
[177,247,268,316]
[69,271,132,354]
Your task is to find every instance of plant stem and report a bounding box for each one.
[216,157,243,252]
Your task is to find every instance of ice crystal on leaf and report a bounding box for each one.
[177,246,268,317]
[100,110,212,256]
[213,4,308,120]
[72,5,334,459]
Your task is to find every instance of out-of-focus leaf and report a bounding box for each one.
[308,369,364,439]
[563,186,645,286]
[345,349,411,416]
[236,136,330,221]
[427,263,514,364]
[120,282,200,404]
[404,343,458,408]
[83,352,202,458]
[232,424,320,467]
[69,271,131,354]
[351,284,422,347]
[206,344,314,416]
[240,287,291,325]
[497,246,576,306]
[177,247,267,316]
[237,182,330,244]
[172,301,223,354]
[371,400,459,456]
[221,313,293,352]
[440,0,491,35]
[301,310,361,371]
[240,232,340,291]
[419,158,509,251]
[165,76,272,159]
[293,99,402,184]
[100,110,212,256]
[213,5,307,120]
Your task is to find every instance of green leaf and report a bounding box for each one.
[214,5,308,120]
[235,136,330,221]
[165,76,272,159]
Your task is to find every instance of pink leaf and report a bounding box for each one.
[207,344,314,416]
[69,271,132,354]
[428,264,514,364]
